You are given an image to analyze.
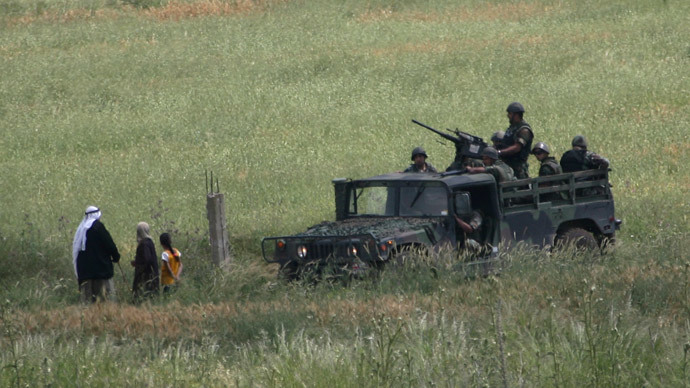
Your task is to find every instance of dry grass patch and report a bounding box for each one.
[5,8,123,26]
[357,2,555,24]
[2,0,286,27]
[14,301,239,340]
[7,292,493,341]
[369,41,454,57]
[631,103,682,124]
[143,0,280,21]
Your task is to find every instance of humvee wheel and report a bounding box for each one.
[390,245,431,269]
[278,261,300,281]
[392,247,414,267]
[555,228,598,252]
[598,233,616,253]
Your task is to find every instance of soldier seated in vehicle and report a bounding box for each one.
[531,141,566,202]
[446,156,483,172]
[453,192,486,258]
[491,131,505,150]
[466,147,516,183]
[404,146,438,173]
[560,135,609,172]
[560,135,610,196]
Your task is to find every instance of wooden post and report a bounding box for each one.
[206,171,231,267]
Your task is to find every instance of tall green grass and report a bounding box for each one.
[1,0,689,386]
[2,240,690,386]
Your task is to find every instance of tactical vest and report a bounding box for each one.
[560,149,588,173]
[488,160,515,183]
[539,157,562,176]
[502,121,533,167]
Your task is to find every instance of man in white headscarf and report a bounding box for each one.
[72,206,121,303]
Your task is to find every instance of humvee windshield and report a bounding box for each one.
[349,183,449,217]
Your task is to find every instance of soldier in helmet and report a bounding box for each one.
[404,146,438,173]
[559,135,609,173]
[532,142,564,201]
[497,102,534,179]
[466,146,515,183]
[531,142,562,177]
[453,196,484,254]
[491,131,506,150]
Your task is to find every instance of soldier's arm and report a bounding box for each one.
[585,152,609,169]
[466,166,486,174]
[592,153,610,169]
[469,211,483,230]
[539,164,555,176]
[498,142,522,157]
[454,215,474,234]
[498,128,531,157]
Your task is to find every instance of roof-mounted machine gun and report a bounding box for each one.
[412,119,488,169]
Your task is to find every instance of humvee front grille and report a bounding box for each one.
[261,234,380,263]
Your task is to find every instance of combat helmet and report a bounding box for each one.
[506,102,525,113]
[491,131,505,144]
[411,146,428,160]
[571,135,588,148]
[531,142,551,154]
[481,146,499,160]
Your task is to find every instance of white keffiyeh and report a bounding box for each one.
[72,206,102,277]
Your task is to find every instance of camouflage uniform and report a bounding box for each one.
[560,150,609,173]
[456,210,484,253]
[404,162,438,173]
[446,158,483,172]
[502,121,534,179]
[538,156,562,176]
[538,156,564,202]
[484,160,515,183]
[560,149,610,196]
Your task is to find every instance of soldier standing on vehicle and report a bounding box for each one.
[404,146,438,173]
[466,147,516,183]
[497,102,534,179]
[531,142,562,176]
[559,135,610,172]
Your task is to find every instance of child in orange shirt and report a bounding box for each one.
[159,233,183,292]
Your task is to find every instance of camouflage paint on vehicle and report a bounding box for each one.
[262,169,619,277]
[498,169,617,248]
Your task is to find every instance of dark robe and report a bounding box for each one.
[76,220,120,284]
[132,238,159,300]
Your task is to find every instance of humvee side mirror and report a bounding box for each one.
[454,193,472,217]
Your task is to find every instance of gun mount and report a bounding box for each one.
[412,119,488,167]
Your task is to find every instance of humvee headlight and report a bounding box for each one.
[379,240,394,252]
[347,245,358,257]
[296,245,308,259]
[276,239,286,251]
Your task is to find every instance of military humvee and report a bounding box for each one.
[262,169,620,279]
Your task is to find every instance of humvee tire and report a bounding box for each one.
[278,260,299,281]
[555,227,598,251]
[391,245,430,268]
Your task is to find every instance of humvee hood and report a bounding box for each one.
[299,217,442,239]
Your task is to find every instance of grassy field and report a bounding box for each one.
[1,0,689,386]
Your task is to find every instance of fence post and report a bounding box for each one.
[206,171,232,267]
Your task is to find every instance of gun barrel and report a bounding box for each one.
[454,131,472,142]
[411,119,460,144]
